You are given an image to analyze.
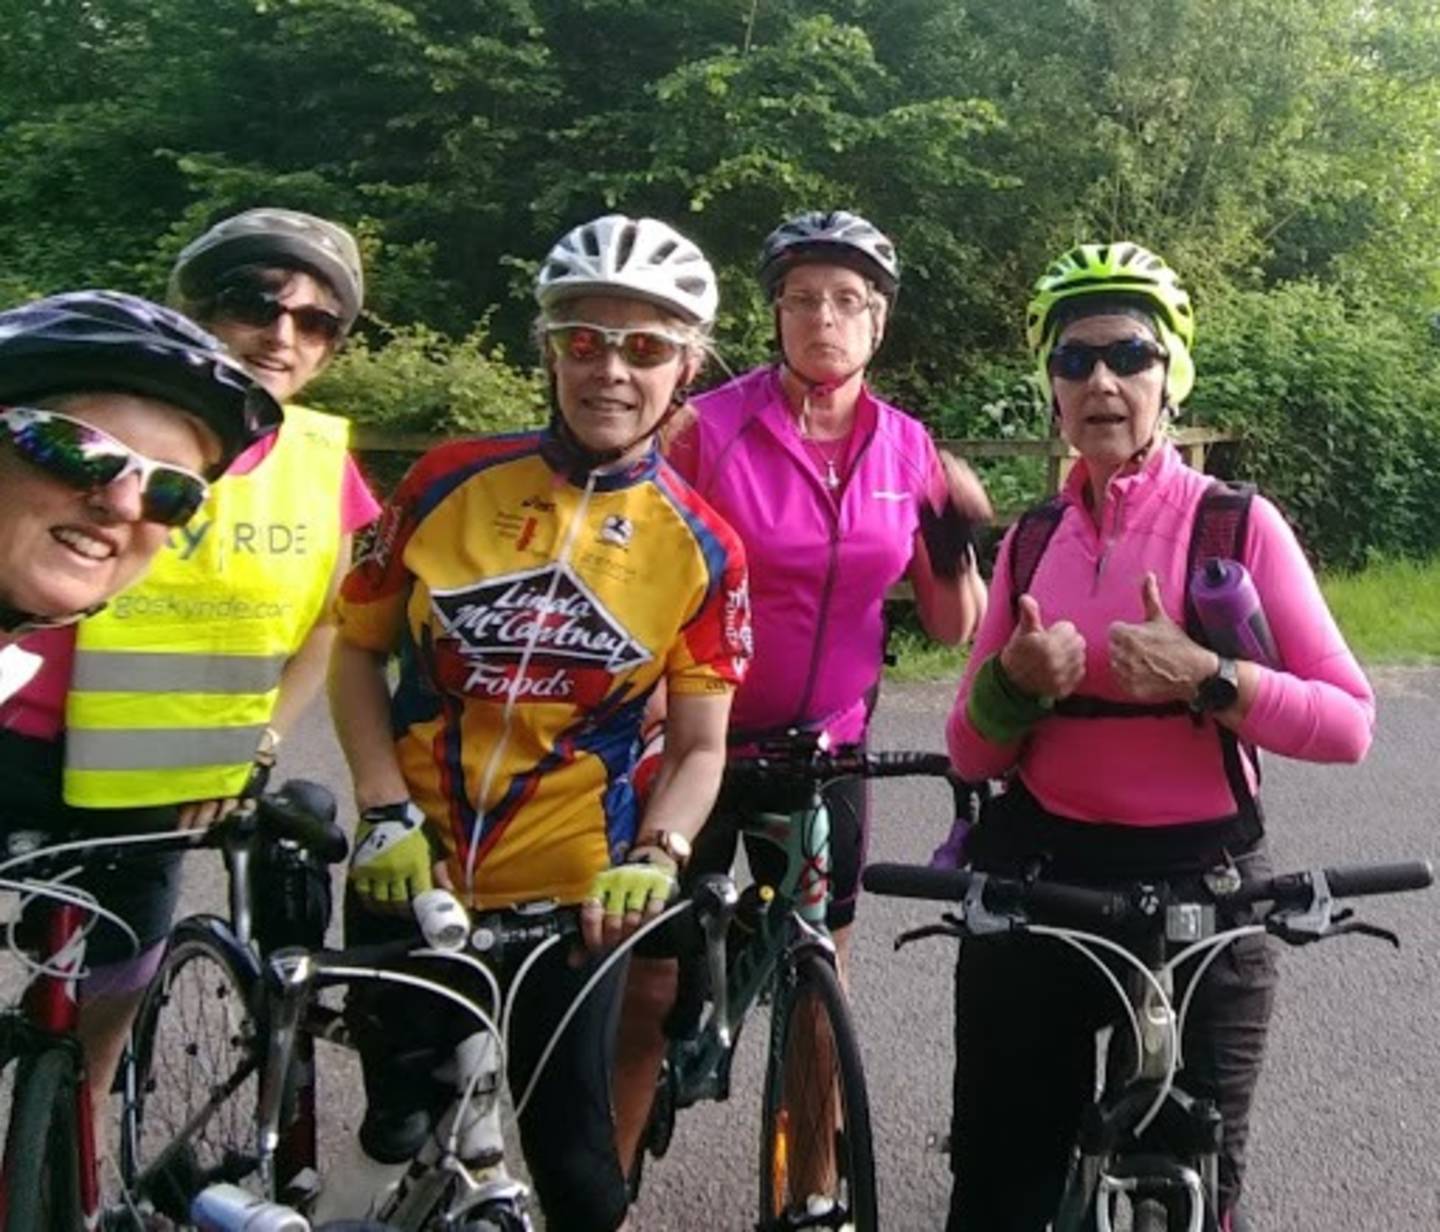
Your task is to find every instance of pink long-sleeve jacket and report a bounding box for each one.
[947,441,1374,826]
[674,364,944,742]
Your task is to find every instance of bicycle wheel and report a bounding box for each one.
[4,1045,84,1231]
[121,916,266,1214]
[757,952,876,1232]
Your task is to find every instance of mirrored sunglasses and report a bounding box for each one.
[214,285,345,345]
[545,323,688,369]
[1048,338,1168,380]
[0,406,210,527]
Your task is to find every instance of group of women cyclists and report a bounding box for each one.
[0,196,1373,1232]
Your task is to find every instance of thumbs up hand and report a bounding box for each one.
[1109,572,1219,702]
[1000,594,1087,700]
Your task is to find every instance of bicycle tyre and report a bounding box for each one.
[1132,1197,1169,1232]
[121,916,267,1214]
[4,1045,84,1231]
[757,952,877,1232]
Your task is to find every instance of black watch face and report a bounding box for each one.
[1200,661,1239,711]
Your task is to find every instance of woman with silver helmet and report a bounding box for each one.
[613,211,991,1217]
[322,214,750,1230]
[0,288,281,1121]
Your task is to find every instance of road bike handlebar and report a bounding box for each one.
[0,778,346,882]
[247,780,348,864]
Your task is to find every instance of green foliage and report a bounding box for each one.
[1191,283,1440,569]
[3,0,1440,563]
[304,321,546,435]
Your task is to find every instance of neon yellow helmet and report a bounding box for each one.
[1026,242,1195,405]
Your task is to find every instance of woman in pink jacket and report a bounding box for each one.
[943,243,1374,1232]
[614,212,990,1215]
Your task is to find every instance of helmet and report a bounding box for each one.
[535,214,719,326]
[757,210,900,300]
[0,290,283,477]
[170,208,365,331]
[1026,242,1195,404]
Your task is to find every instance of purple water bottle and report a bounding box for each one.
[1189,559,1278,667]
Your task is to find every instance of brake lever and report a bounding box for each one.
[1268,908,1401,950]
[894,913,968,952]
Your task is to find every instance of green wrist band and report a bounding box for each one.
[967,655,1052,745]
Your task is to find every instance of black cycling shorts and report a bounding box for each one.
[686,763,871,932]
[0,730,183,966]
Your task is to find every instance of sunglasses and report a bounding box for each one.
[214,285,345,345]
[545,323,688,369]
[0,406,209,527]
[1048,338,1168,380]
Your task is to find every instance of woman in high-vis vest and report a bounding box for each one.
[0,209,378,1119]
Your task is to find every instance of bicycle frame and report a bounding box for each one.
[245,900,602,1230]
[1041,913,1253,1232]
[664,788,835,1111]
[0,898,100,1226]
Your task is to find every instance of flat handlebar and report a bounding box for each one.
[862,858,1435,932]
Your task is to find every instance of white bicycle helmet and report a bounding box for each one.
[534,214,719,326]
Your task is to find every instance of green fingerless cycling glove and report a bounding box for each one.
[587,859,677,917]
[349,801,435,908]
[967,655,1053,745]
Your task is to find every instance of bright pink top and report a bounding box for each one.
[0,436,380,743]
[946,441,1374,825]
[675,364,944,743]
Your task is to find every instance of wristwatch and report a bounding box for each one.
[630,829,692,870]
[1190,656,1240,714]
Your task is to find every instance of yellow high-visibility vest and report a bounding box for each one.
[64,405,349,807]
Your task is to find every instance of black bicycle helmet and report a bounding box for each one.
[0,290,283,477]
[169,207,365,331]
[757,210,900,300]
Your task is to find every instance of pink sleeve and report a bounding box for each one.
[339,454,383,534]
[1235,497,1374,762]
[945,524,1025,779]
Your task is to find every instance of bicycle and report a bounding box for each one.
[118,779,348,1222]
[632,732,962,1232]
[0,782,343,1232]
[121,796,653,1231]
[862,854,1435,1231]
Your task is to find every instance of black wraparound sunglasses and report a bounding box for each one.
[1048,338,1168,380]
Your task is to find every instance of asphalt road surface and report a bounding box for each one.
[180,670,1440,1230]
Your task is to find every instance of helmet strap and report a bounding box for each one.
[0,599,103,634]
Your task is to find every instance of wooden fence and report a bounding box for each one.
[353,424,1236,506]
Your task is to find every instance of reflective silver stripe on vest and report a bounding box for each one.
[71,652,288,694]
[65,725,269,771]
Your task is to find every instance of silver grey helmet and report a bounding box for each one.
[170,207,364,331]
[757,210,900,300]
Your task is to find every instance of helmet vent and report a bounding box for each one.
[650,239,679,265]
[615,224,638,269]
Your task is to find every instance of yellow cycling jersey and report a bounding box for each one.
[336,430,751,908]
